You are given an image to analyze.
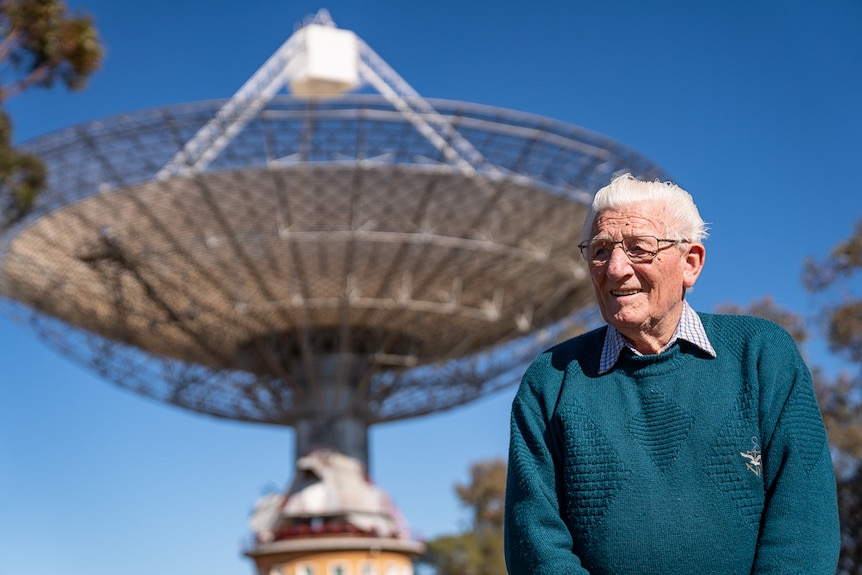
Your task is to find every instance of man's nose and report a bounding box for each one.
[605,244,631,275]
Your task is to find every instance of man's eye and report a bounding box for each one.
[591,242,613,258]
[626,238,655,255]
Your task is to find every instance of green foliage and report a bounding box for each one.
[419,458,508,575]
[805,218,862,364]
[803,219,862,455]
[0,0,102,97]
[0,108,44,226]
[0,0,102,228]
[454,459,506,533]
[423,531,506,575]
[827,301,862,364]
[838,469,862,575]
[804,219,862,292]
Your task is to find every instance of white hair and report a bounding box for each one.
[580,173,709,243]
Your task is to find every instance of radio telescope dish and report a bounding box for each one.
[0,11,669,465]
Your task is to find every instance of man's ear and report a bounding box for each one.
[682,243,705,289]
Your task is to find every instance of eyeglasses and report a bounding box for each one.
[577,235,690,265]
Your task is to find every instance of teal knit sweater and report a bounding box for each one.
[504,313,840,575]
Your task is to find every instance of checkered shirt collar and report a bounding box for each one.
[598,300,716,374]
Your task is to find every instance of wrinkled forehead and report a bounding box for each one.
[590,201,667,238]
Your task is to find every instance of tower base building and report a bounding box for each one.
[246,449,424,575]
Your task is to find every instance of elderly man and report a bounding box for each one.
[504,174,840,574]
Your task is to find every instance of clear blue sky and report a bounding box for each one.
[1,1,860,574]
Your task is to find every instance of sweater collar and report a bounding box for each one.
[598,301,716,374]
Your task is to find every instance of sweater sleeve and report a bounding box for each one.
[752,327,840,574]
[504,357,591,575]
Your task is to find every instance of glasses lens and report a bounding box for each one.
[623,236,659,262]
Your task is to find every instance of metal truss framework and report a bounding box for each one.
[157,10,497,182]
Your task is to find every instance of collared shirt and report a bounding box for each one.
[597,300,716,374]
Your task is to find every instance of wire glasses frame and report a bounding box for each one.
[578,235,690,265]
